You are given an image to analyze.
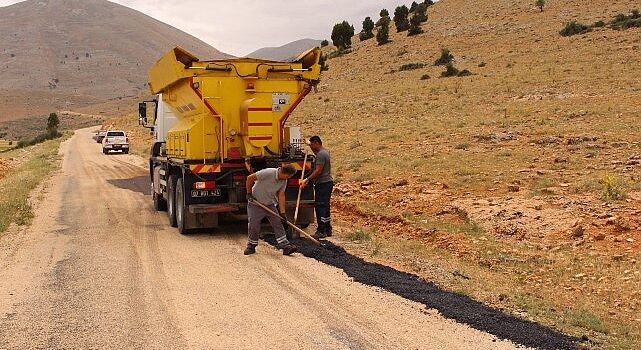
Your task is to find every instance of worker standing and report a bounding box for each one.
[300,136,334,239]
[245,164,298,255]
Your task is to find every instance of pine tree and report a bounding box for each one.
[393,5,410,32]
[331,21,355,50]
[359,16,375,41]
[376,17,391,45]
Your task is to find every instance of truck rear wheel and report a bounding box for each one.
[167,175,178,227]
[176,178,190,235]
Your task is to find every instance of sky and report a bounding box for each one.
[0,0,411,56]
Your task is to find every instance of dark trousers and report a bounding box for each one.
[314,181,334,234]
[247,202,290,248]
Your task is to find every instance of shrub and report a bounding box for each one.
[410,1,418,12]
[331,21,355,50]
[458,69,473,77]
[319,54,329,71]
[376,17,391,45]
[610,10,641,30]
[478,62,487,67]
[600,174,626,201]
[560,21,591,36]
[394,5,410,32]
[592,20,606,28]
[434,48,454,65]
[380,9,389,18]
[420,74,430,80]
[360,16,375,41]
[408,12,424,36]
[414,3,428,22]
[320,40,329,47]
[47,112,60,132]
[441,63,459,77]
[328,49,351,59]
[535,0,545,12]
[400,63,425,71]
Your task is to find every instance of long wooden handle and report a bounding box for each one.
[251,200,321,246]
[293,148,310,223]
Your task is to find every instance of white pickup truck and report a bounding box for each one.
[102,130,129,154]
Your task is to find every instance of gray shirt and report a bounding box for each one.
[251,168,287,206]
[315,148,333,184]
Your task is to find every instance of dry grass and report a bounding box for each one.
[288,0,641,348]
[0,136,66,235]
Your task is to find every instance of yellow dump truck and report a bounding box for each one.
[138,47,321,233]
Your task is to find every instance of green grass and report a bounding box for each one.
[0,137,64,235]
[346,229,372,242]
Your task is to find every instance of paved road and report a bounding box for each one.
[0,128,521,349]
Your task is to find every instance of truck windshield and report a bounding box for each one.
[107,132,125,136]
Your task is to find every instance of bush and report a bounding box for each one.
[319,54,329,71]
[434,48,454,65]
[600,174,626,201]
[410,1,418,12]
[16,129,62,149]
[376,17,391,45]
[408,12,424,36]
[610,10,641,30]
[320,40,329,47]
[414,3,428,22]
[560,21,591,36]
[535,0,545,12]
[380,9,389,18]
[360,16,375,41]
[458,69,473,77]
[331,21,355,50]
[441,63,459,77]
[420,74,430,80]
[359,31,374,41]
[393,5,410,32]
[592,20,606,28]
[328,49,352,59]
[400,63,425,71]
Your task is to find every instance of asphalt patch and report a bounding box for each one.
[288,238,582,350]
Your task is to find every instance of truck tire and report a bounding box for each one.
[175,178,190,234]
[103,149,108,155]
[152,183,167,211]
[167,175,178,227]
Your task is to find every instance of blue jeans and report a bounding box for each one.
[314,181,333,235]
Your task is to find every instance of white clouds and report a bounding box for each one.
[0,0,407,56]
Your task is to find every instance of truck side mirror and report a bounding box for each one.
[138,102,147,125]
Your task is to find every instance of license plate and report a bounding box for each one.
[191,189,221,197]
[114,144,121,148]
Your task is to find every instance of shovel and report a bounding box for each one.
[251,199,321,246]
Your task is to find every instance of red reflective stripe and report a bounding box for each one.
[192,165,204,173]
[247,107,272,112]
[249,136,272,140]
[248,122,273,126]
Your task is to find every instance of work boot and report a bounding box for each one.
[282,244,298,256]
[244,245,256,255]
[312,232,327,239]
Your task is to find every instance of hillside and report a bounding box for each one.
[0,0,230,121]
[286,0,640,347]
[246,38,323,61]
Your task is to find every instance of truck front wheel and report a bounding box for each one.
[167,175,178,227]
[152,183,167,211]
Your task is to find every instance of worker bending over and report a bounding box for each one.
[245,164,298,255]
